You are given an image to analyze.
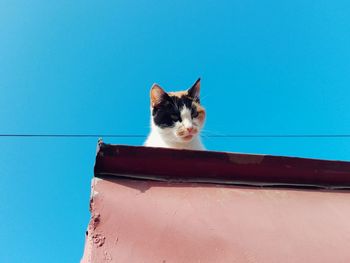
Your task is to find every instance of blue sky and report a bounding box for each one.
[1,0,350,262]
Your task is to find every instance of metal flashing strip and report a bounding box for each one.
[95,172,350,190]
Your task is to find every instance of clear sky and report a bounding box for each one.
[1,0,350,262]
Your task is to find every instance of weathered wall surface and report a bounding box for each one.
[81,177,350,263]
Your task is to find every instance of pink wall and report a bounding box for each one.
[81,177,350,262]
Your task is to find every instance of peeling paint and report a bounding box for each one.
[94,177,103,182]
[89,213,100,231]
[92,234,105,247]
[103,251,112,262]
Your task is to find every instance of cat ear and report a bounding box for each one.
[187,78,201,101]
[150,84,167,107]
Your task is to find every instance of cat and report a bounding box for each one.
[144,78,206,150]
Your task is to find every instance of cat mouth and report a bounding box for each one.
[182,135,194,140]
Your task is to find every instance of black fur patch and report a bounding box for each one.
[152,94,197,128]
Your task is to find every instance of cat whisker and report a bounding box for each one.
[199,94,209,101]
[201,129,230,137]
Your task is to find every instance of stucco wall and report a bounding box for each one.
[81,177,350,263]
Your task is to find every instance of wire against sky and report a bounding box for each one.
[0,134,350,138]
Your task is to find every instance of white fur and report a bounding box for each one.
[144,107,205,150]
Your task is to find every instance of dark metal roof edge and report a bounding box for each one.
[94,142,350,188]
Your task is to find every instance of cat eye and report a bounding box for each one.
[170,114,180,121]
[191,110,199,118]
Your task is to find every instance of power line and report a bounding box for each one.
[206,134,350,138]
[0,134,350,138]
[0,134,144,138]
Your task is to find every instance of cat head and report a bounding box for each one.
[150,78,205,143]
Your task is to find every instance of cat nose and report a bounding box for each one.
[187,127,193,133]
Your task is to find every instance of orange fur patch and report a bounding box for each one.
[168,91,188,98]
[150,84,165,107]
